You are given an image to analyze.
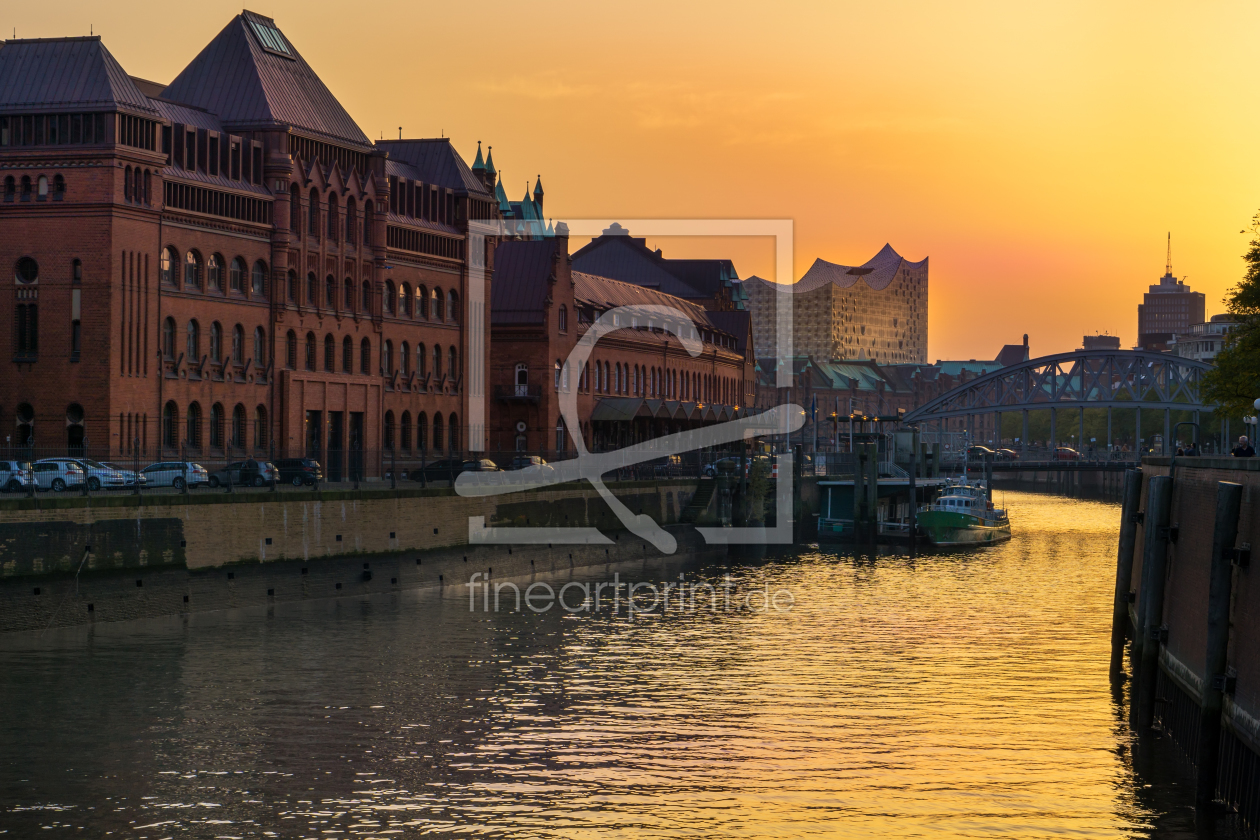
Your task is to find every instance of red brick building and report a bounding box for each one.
[490,231,754,458]
[0,13,500,476]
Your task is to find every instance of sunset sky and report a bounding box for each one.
[11,0,1260,360]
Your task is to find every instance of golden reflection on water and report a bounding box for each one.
[1,490,1215,838]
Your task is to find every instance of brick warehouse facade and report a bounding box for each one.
[0,13,520,475]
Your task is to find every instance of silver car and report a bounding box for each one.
[73,459,143,491]
[31,459,86,492]
[141,461,210,489]
[0,460,34,492]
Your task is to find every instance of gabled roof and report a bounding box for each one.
[376,139,490,196]
[161,11,370,149]
[491,239,557,325]
[706,310,752,354]
[573,271,710,326]
[765,244,928,294]
[0,37,157,115]
[572,223,743,302]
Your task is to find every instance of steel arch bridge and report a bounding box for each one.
[903,349,1214,429]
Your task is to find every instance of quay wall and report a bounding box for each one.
[0,480,713,633]
[1128,456,1260,824]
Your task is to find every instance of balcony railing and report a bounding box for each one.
[496,384,542,400]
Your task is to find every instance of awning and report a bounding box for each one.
[590,397,649,423]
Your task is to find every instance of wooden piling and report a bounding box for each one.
[1197,481,1243,810]
[1110,468,1143,680]
[1134,474,1172,730]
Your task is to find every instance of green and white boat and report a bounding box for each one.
[917,478,1011,546]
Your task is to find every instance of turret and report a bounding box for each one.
[533,174,544,214]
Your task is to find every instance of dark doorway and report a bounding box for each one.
[327,411,344,482]
[349,412,364,481]
[304,410,323,460]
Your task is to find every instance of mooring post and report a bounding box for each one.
[854,444,867,542]
[1196,480,1243,811]
[909,427,919,555]
[1134,474,1173,730]
[1110,468,1143,679]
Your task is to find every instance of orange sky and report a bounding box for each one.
[11,0,1260,360]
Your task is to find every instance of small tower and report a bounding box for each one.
[484,145,497,193]
[533,174,544,215]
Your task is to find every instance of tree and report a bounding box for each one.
[1203,212,1260,417]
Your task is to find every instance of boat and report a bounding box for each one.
[915,478,1011,546]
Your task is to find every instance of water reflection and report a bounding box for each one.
[0,492,1245,837]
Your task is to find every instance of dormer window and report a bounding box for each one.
[249,19,293,56]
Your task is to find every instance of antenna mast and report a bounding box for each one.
[1166,232,1172,276]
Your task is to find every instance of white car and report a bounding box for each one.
[141,461,210,489]
[0,460,34,492]
[31,459,86,492]
[73,459,145,491]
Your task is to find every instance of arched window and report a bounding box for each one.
[448,414,459,453]
[362,280,372,311]
[132,169,140,203]
[231,404,247,449]
[287,270,297,302]
[254,405,267,449]
[308,188,320,236]
[615,363,621,394]
[558,305,567,332]
[360,337,371,374]
[209,321,222,362]
[206,253,222,291]
[449,346,458,381]
[229,257,244,292]
[126,167,134,200]
[384,411,396,450]
[324,334,335,372]
[252,260,267,297]
[417,412,428,452]
[345,196,356,244]
[342,336,353,372]
[187,320,200,361]
[384,280,395,315]
[186,402,201,448]
[400,341,410,377]
[515,363,528,396]
[253,327,266,365]
[304,332,316,371]
[327,193,339,239]
[161,246,177,285]
[401,411,412,451]
[555,359,562,390]
[401,283,411,317]
[37,175,48,198]
[289,183,300,233]
[232,324,244,364]
[364,201,374,247]
[433,412,444,452]
[163,401,178,448]
[433,343,442,378]
[418,285,429,318]
[53,174,65,201]
[432,287,444,321]
[286,330,297,369]
[326,275,336,311]
[344,278,354,311]
[307,272,318,307]
[185,250,202,289]
[163,317,176,359]
[383,340,393,376]
[448,290,459,322]
[210,403,224,449]
[3,176,14,201]
[418,344,427,377]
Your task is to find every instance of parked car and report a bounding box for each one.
[995,448,1018,461]
[273,458,324,486]
[412,458,503,483]
[141,461,210,489]
[1054,447,1081,461]
[70,459,147,491]
[31,459,86,491]
[0,460,34,492]
[703,455,769,477]
[966,445,996,460]
[100,462,149,488]
[207,460,278,488]
[507,455,549,471]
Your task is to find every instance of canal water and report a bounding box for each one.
[0,491,1245,838]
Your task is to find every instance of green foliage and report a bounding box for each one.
[1203,212,1260,417]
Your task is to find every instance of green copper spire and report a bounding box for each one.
[471,141,485,172]
[485,145,497,176]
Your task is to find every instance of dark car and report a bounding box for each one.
[1054,447,1081,461]
[995,448,1018,461]
[410,459,501,483]
[274,458,323,486]
[966,445,996,459]
[208,460,278,487]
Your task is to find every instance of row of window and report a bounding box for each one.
[3,175,65,202]
[294,185,373,247]
[165,181,271,224]
[162,248,267,297]
[0,113,108,147]
[160,401,267,450]
[123,166,153,205]
[282,330,459,381]
[579,360,741,404]
[162,319,267,367]
[10,258,82,362]
[382,411,460,453]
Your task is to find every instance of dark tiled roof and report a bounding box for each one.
[573,271,709,325]
[571,234,702,298]
[161,12,371,149]
[161,167,272,197]
[377,140,490,197]
[129,76,167,99]
[995,343,1030,367]
[0,37,157,115]
[706,310,751,352]
[491,239,556,325]
[149,98,224,131]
